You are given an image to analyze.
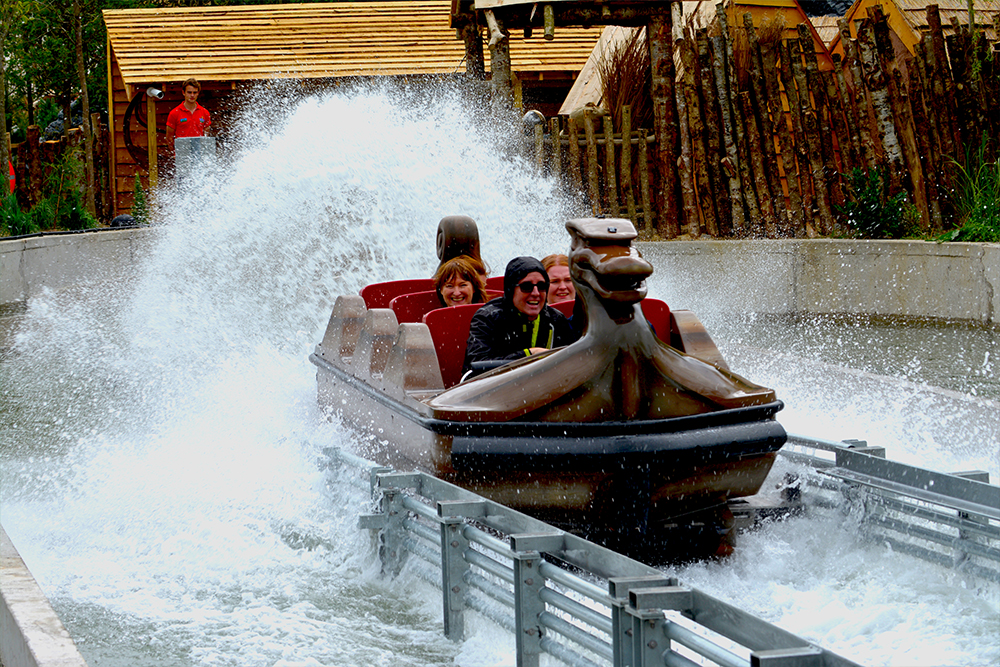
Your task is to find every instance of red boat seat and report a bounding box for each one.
[641,298,671,342]
[360,279,433,309]
[422,303,487,388]
[392,290,502,325]
[391,291,443,324]
[485,275,504,290]
[549,297,671,343]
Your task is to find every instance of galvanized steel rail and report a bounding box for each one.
[782,434,1000,584]
[331,447,860,667]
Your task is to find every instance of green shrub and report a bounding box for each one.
[132,175,149,225]
[0,192,38,237]
[835,168,914,239]
[944,136,1000,243]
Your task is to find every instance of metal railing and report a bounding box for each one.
[780,435,1000,585]
[328,447,860,667]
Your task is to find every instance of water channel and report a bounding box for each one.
[1,82,997,666]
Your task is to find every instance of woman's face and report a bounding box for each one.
[441,274,475,306]
[547,264,575,303]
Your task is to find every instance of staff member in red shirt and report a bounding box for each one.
[165,78,211,151]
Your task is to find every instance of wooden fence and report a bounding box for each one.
[8,115,114,225]
[528,5,999,239]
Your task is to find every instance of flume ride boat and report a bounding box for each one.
[311,217,786,557]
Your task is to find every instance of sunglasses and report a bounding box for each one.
[516,281,548,294]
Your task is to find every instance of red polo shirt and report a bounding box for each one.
[167,103,211,138]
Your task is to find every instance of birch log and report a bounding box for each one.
[697,29,728,235]
[764,38,802,235]
[778,39,810,236]
[791,36,833,235]
[745,14,785,235]
[857,20,905,193]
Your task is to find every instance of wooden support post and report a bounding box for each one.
[638,132,653,231]
[485,11,513,111]
[621,106,636,225]
[710,27,744,236]
[459,20,485,79]
[543,5,554,41]
[146,93,158,190]
[26,125,42,207]
[603,115,619,217]
[549,117,561,179]
[567,116,582,192]
[648,10,679,237]
[584,111,601,214]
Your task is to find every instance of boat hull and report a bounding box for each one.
[313,350,785,530]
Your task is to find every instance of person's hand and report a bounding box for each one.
[528,347,548,355]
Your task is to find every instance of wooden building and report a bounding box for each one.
[103,1,602,215]
[828,0,1000,63]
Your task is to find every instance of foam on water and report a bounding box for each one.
[1,81,997,666]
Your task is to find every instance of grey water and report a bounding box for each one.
[1,82,997,667]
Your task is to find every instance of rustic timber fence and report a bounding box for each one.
[529,5,999,239]
[8,115,113,225]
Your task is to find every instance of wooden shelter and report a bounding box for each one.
[557,0,834,115]
[103,1,601,215]
[829,0,1000,62]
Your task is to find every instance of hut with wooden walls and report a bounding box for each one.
[829,0,999,64]
[102,1,602,216]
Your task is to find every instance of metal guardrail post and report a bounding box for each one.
[440,514,471,640]
[513,550,545,667]
[954,470,992,569]
[381,487,408,576]
[609,576,673,667]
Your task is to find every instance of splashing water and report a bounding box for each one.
[1,81,997,666]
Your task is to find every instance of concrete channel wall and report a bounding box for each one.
[2,232,996,323]
[639,239,998,324]
[1,527,88,667]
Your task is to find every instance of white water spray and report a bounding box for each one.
[1,81,996,666]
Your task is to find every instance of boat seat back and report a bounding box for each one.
[381,322,444,393]
[391,291,444,323]
[351,308,399,380]
[485,275,504,291]
[422,303,486,388]
[318,295,366,361]
[360,279,434,309]
[392,290,502,324]
[547,298,671,343]
[641,298,671,343]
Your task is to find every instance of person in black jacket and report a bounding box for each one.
[463,256,578,377]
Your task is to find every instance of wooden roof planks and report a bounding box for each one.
[103,1,603,86]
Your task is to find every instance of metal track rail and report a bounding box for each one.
[330,447,860,667]
[780,434,1000,584]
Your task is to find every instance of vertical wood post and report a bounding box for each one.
[486,12,513,112]
[459,20,485,80]
[603,115,619,217]
[648,9,679,237]
[711,27,744,235]
[584,111,601,213]
[567,117,582,192]
[146,93,158,190]
[26,125,42,207]
[638,132,653,231]
[621,106,636,225]
[548,117,561,180]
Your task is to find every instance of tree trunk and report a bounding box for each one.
[697,29,727,235]
[680,31,715,235]
[675,33,699,236]
[791,37,833,235]
[762,36,801,236]
[648,10,680,237]
[744,14,784,236]
[710,29,743,235]
[778,39,809,236]
[857,20,905,192]
[837,19,877,172]
[74,0,96,217]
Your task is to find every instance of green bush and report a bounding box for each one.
[944,137,1000,243]
[132,175,149,225]
[835,168,915,239]
[0,192,38,237]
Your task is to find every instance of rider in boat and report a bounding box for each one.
[432,255,489,307]
[462,256,578,377]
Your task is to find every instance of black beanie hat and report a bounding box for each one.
[503,257,548,303]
